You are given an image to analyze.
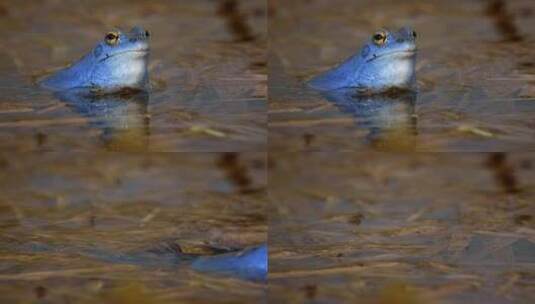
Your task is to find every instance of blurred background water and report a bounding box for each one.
[269,152,535,304]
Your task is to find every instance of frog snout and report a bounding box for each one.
[129,27,150,42]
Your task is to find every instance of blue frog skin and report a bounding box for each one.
[40,26,150,92]
[191,244,268,282]
[308,27,417,93]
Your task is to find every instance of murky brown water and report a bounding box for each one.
[0,153,267,303]
[0,0,266,152]
[269,153,535,303]
[269,0,535,151]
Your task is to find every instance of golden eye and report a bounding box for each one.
[372,31,387,45]
[105,31,119,45]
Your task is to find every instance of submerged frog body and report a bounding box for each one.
[308,27,417,93]
[191,244,267,281]
[53,242,268,282]
[40,26,150,92]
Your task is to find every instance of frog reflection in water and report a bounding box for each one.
[308,27,417,93]
[40,26,150,92]
[54,90,150,150]
[321,89,417,148]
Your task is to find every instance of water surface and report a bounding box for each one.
[0,152,267,303]
[269,152,535,303]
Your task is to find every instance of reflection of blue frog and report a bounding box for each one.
[54,89,150,149]
[320,89,417,146]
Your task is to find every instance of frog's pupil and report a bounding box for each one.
[145,30,150,37]
[374,34,384,41]
[106,34,116,40]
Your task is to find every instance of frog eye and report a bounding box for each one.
[105,31,119,45]
[372,31,387,46]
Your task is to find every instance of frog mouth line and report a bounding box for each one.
[367,50,416,62]
[99,49,149,62]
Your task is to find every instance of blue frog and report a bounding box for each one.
[191,244,268,282]
[308,27,417,93]
[40,26,150,93]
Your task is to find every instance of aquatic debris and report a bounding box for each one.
[456,125,494,138]
[189,125,226,138]
[303,133,315,147]
[34,285,47,299]
[217,0,256,42]
[514,214,532,225]
[0,117,88,128]
[0,107,33,114]
[301,284,317,300]
[0,266,135,281]
[269,262,405,279]
[485,153,521,194]
[35,132,47,147]
[485,0,523,42]
[140,208,161,227]
[216,153,254,193]
[0,4,8,17]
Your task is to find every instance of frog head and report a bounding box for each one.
[90,26,150,91]
[356,27,417,92]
